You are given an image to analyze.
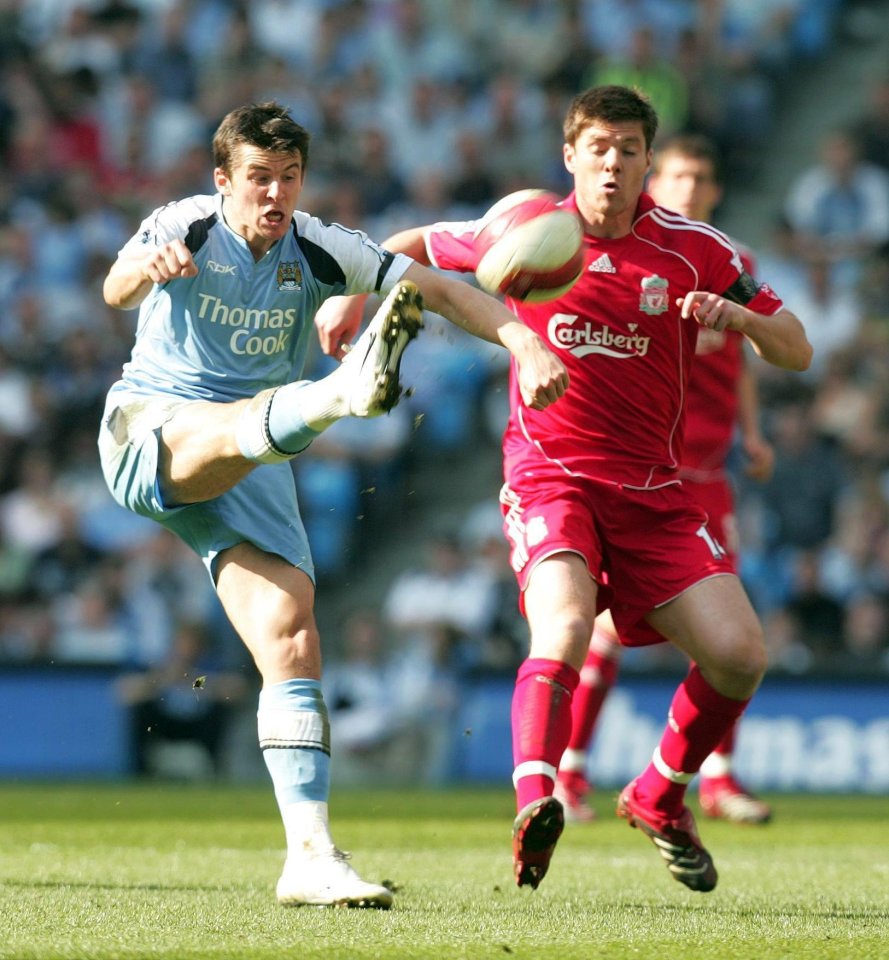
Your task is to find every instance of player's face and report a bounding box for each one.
[564,121,652,234]
[215,145,305,256]
[648,154,722,222]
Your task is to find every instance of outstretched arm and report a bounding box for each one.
[315,224,569,409]
[315,227,432,358]
[677,293,812,371]
[400,260,568,410]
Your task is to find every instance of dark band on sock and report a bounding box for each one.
[263,388,301,458]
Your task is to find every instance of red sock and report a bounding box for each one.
[711,720,738,757]
[565,629,621,754]
[512,658,579,811]
[635,666,749,817]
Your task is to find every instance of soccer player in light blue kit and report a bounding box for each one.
[99,101,568,908]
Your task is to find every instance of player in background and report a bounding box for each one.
[555,134,775,827]
[317,85,811,895]
[98,101,568,910]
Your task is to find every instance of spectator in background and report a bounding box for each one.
[491,0,572,84]
[30,504,104,603]
[841,590,889,673]
[468,72,552,189]
[784,127,889,291]
[779,255,863,379]
[130,3,199,104]
[851,74,889,173]
[52,558,140,664]
[447,130,498,213]
[459,499,529,672]
[325,605,459,784]
[383,529,500,660]
[350,126,407,219]
[382,76,461,185]
[324,608,393,757]
[0,446,67,557]
[761,398,847,556]
[369,0,472,97]
[579,0,696,63]
[116,618,250,777]
[590,26,689,139]
[784,548,845,665]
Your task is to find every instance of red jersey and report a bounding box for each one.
[681,245,756,478]
[426,194,782,489]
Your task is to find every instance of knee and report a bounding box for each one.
[702,621,767,697]
[529,610,596,669]
[255,621,322,682]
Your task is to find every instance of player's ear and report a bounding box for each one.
[563,142,576,174]
[214,167,231,196]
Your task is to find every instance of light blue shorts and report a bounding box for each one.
[98,388,315,583]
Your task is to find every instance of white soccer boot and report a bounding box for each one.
[276,846,394,909]
[337,280,423,417]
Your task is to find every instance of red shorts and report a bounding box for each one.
[683,474,738,565]
[500,471,735,646]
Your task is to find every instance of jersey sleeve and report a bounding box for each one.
[711,234,784,317]
[424,220,480,274]
[116,197,211,260]
[297,214,414,296]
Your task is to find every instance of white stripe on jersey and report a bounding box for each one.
[645,208,744,272]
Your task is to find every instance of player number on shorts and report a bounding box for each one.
[696,523,727,560]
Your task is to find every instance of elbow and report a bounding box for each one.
[103,281,137,312]
[102,278,122,310]
[794,340,814,372]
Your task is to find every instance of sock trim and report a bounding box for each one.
[258,705,331,754]
[699,751,733,778]
[236,388,298,464]
[652,745,694,784]
[512,759,557,787]
[262,388,297,459]
[559,748,587,773]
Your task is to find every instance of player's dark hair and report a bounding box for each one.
[213,101,311,175]
[563,85,659,150]
[652,133,723,185]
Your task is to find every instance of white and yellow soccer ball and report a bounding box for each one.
[473,189,585,303]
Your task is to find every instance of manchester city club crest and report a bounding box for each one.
[277,260,302,291]
[639,275,669,315]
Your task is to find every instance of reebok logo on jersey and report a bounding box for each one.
[547,314,651,359]
[588,253,615,273]
[207,260,237,275]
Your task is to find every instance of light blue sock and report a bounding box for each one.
[266,382,323,454]
[258,678,330,806]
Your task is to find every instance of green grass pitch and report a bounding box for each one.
[0,784,886,959]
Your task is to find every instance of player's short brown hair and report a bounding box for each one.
[652,133,723,184]
[563,85,659,150]
[212,101,311,176]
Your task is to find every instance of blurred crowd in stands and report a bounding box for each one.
[2,0,889,726]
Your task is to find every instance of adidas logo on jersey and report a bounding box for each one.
[588,253,616,273]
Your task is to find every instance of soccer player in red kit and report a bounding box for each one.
[315,86,811,893]
[556,134,776,827]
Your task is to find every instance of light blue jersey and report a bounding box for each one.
[114,192,411,402]
[99,192,413,578]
